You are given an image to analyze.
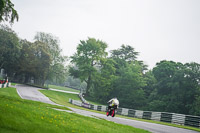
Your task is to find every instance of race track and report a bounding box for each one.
[15,85,199,133]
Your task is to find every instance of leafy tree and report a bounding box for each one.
[109,45,147,109]
[34,32,68,84]
[69,38,108,96]
[34,32,61,63]
[111,44,139,62]
[92,58,116,102]
[0,25,20,78]
[143,70,157,97]
[17,40,51,85]
[111,62,146,109]
[110,44,148,73]
[150,60,200,115]
[184,62,200,115]
[32,41,51,85]
[150,61,185,113]
[191,95,200,116]
[65,76,86,91]
[0,0,18,23]
[17,40,35,83]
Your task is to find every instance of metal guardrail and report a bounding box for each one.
[78,93,89,104]
[0,82,10,88]
[69,99,200,128]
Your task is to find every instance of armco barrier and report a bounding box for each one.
[185,115,200,128]
[69,98,200,128]
[116,108,122,115]
[135,110,143,118]
[172,113,185,125]
[82,102,90,108]
[160,112,173,123]
[101,106,107,112]
[79,93,88,104]
[128,109,136,117]
[151,112,161,121]
[97,105,102,111]
[121,108,129,116]
[143,111,152,120]
[0,82,10,88]
[90,104,94,110]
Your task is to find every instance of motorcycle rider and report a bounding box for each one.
[107,97,119,111]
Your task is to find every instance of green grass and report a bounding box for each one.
[11,82,19,86]
[40,89,200,132]
[48,85,105,105]
[84,96,106,105]
[41,89,108,111]
[0,87,150,133]
[40,89,81,106]
[48,85,80,93]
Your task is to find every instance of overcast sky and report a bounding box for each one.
[9,0,200,69]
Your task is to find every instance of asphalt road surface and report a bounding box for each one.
[15,84,199,133]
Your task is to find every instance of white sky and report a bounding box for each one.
[8,0,200,69]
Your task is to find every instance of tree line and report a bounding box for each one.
[1,25,200,116]
[69,38,200,116]
[0,25,67,86]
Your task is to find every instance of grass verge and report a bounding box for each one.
[48,85,80,93]
[40,89,81,105]
[41,89,107,111]
[48,85,104,105]
[0,87,150,133]
[11,82,18,86]
[84,96,106,105]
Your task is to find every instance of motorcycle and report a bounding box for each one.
[106,105,117,117]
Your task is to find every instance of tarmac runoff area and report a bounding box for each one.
[15,84,199,133]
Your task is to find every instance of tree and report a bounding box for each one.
[0,0,18,23]
[143,70,157,97]
[184,62,200,115]
[111,44,148,73]
[92,58,116,102]
[109,45,147,109]
[111,62,146,109]
[69,38,108,96]
[110,44,139,62]
[65,76,86,90]
[17,39,36,83]
[34,32,68,84]
[0,25,20,78]
[17,40,51,85]
[150,60,200,115]
[32,41,51,85]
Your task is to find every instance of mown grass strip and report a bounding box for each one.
[11,82,18,86]
[48,85,105,105]
[0,87,150,133]
[48,85,80,93]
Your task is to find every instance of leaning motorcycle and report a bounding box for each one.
[106,106,117,117]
